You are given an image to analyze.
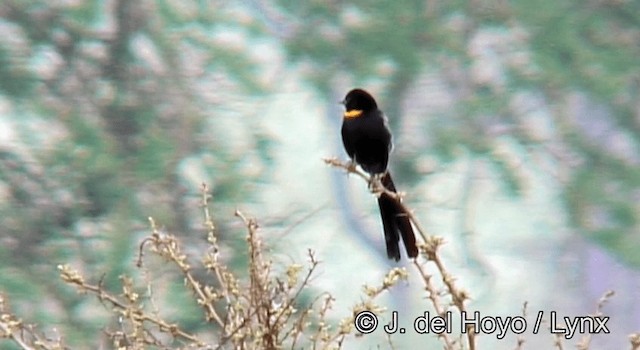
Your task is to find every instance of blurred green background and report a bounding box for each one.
[0,0,638,349]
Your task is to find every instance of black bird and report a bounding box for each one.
[340,88,418,261]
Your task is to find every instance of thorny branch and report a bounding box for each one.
[324,157,475,350]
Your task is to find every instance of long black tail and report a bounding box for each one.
[377,173,418,261]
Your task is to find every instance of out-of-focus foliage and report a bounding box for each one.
[512,0,640,265]
[270,0,640,265]
[1,0,639,347]
[0,0,274,346]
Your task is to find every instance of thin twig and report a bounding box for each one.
[58,264,204,345]
[324,157,475,350]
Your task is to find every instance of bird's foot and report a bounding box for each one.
[368,173,384,192]
[346,160,357,173]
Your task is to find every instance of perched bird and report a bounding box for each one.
[340,88,418,261]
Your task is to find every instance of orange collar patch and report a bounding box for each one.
[343,110,363,119]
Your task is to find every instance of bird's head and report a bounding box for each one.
[341,88,378,119]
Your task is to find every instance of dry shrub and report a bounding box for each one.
[2,160,637,349]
